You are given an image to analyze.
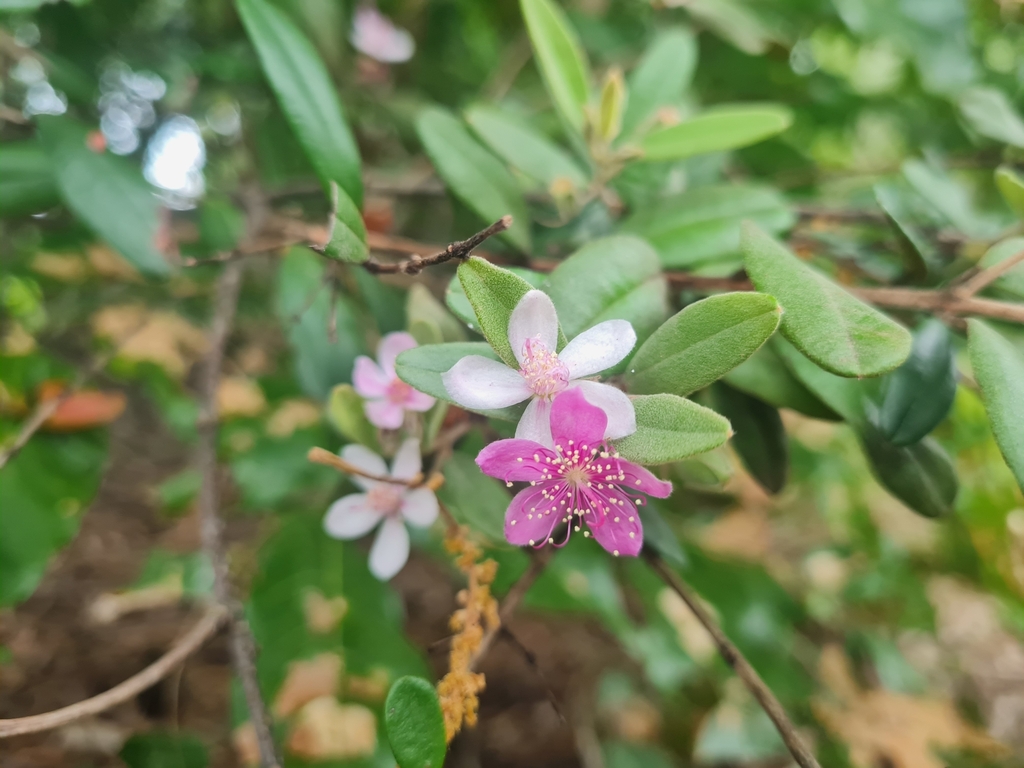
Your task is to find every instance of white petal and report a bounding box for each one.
[324,495,382,539]
[515,397,554,447]
[368,517,410,580]
[391,437,422,481]
[401,488,439,528]
[340,444,388,491]
[442,355,531,410]
[560,320,637,379]
[508,290,559,366]
[570,381,637,440]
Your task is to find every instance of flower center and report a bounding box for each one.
[564,465,589,487]
[519,337,569,398]
[386,378,413,404]
[367,484,403,515]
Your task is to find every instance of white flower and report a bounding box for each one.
[349,5,415,64]
[442,290,637,446]
[323,438,438,581]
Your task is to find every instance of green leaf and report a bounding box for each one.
[626,292,781,397]
[872,319,956,446]
[861,427,958,519]
[446,267,546,330]
[37,117,169,276]
[394,342,525,421]
[385,676,448,768]
[640,104,792,162]
[321,181,368,263]
[772,337,866,424]
[198,197,246,253]
[0,140,60,217]
[120,732,207,768]
[544,235,668,348]
[237,0,362,203]
[327,384,381,451]
[723,345,838,421]
[957,86,1024,148]
[435,451,509,543]
[967,319,1024,492]
[621,27,698,139]
[976,236,1024,299]
[614,394,731,465]
[520,0,592,135]
[408,284,467,343]
[639,504,687,568]
[683,0,779,55]
[416,107,531,252]
[711,384,788,494]
[465,105,587,189]
[457,258,561,365]
[995,166,1024,221]
[620,183,793,271]
[742,222,912,378]
[874,182,933,280]
[902,159,1001,239]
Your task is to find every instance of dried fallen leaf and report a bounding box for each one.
[92,305,208,378]
[87,243,142,282]
[345,668,390,703]
[1,322,37,356]
[232,722,260,767]
[217,376,267,419]
[287,697,377,761]
[38,380,127,432]
[657,587,716,664]
[273,653,343,718]
[302,589,348,635]
[31,252,89,282]
[267,399,322,437]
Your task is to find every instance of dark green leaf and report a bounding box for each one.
[621,27,697,139]
[198,197,246,253]
[723,345,838,420]
[874,182,933,280]
[640,504,687,568]
[861,426,958,519]
[640,104,792,162]
[520,0,591,135]
[0,140,59,217]
[614,394,731,465]
[120,732,207,768]
[385,676,448,768]
[436,452,509,544]
[711,384,787,494]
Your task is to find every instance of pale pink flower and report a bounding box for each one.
[353,332,435,429]
[442,290,637,446]
[323,438,438,580]
[476,388,671,557]
[350,5,415,64]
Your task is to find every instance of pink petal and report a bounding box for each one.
[442,355,531,410]
[550,388,607,450]
[365,399,405,429]
[401,488,439,528]
[583,487,643,556]
[324,494,382,539]
[560,320,636,378]
[353,356,389,398]
[568,380,636,441]
[368,516,410,580]
[390,437,422,481]
[377,332,419,377]
[350,5,415,64]
[476,438,557,482]
[504,484,566,547]
[403,388,436,412]
[340,444,388,490]
[508,290,559,367]
[515,397,553,446]
[616,460,673,498]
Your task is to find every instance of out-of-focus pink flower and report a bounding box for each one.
[350,5,415,64]
[353,332,435,429]
[323,439,438,580]
[475,388,672,557]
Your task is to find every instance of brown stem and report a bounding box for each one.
[196,261,281,768]
[645,552,821,768]
[307,445,437,488]
[359,216,512,275]
[0,605,224,738]
[954,248,1024,297]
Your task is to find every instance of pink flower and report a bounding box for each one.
[323,438,438,580]
[353,332,435,429]
[475,388,671,557]
[350,5,415,64]
[442,290,637,446]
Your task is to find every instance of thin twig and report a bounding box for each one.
[955,248,1024,297]
[196,261,281,768]
[306,446,443,489]
[645,552,821,768]
[0,605,225,738]
[359,216,512,275]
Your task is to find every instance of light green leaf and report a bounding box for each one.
[742,222,911,378]
[967,319,1024,492]
[621,27,698,139]
[614,394,731,465]
[327,384,380,451]
[711,384,788,494]
[37,117,169,276]
[385,676,448,768]
[465,104,587,189]
[957,86,1024,148]
[520,0,591,135]
[772,337,866,424]
[0,140,60,217]
[640,104,792,162]
[544,235,668,348]
[976,236,1024,299]
[861,427,958,519]
[237,0,362,203]
[723,345,838,420]
[408,284,467,343]
[627,292,781,397]
[446,267,546,330]
[321,181,367,263]
[902,159,1002,239]
[684,0,780,55]
[995,165,1024,221]
[621,183,793,271]
[416,107,531,252]
[436,451,509,543]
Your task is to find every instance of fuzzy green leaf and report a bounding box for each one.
[446,267,546,330]
[640,104,792,162]
[772,337,866,424]
[385,676,447,768]
[614,394,731,465]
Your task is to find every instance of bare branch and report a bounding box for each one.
[307,445,440,488]
[954,248,1024,298]
[359,216,512,275]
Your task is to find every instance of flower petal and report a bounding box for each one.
[353,356,389,398]
[390,437,422,481]
[477,438,558,482]
[559,319,637,379]
[368,516,410,580]
[324,494,382,539]
[550,388,607,449]
[569,380,636,441]
[616,460,673,498]
[401,488,439,527]
[583,487,643,556]
[504,484,566,547]
[377,332,418,376]
[515,397,553,447]
[442,355,531,410]
[365,399,405,430]
[508,290,559,367]
[403,389,436,412]
[340,444,388,491]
